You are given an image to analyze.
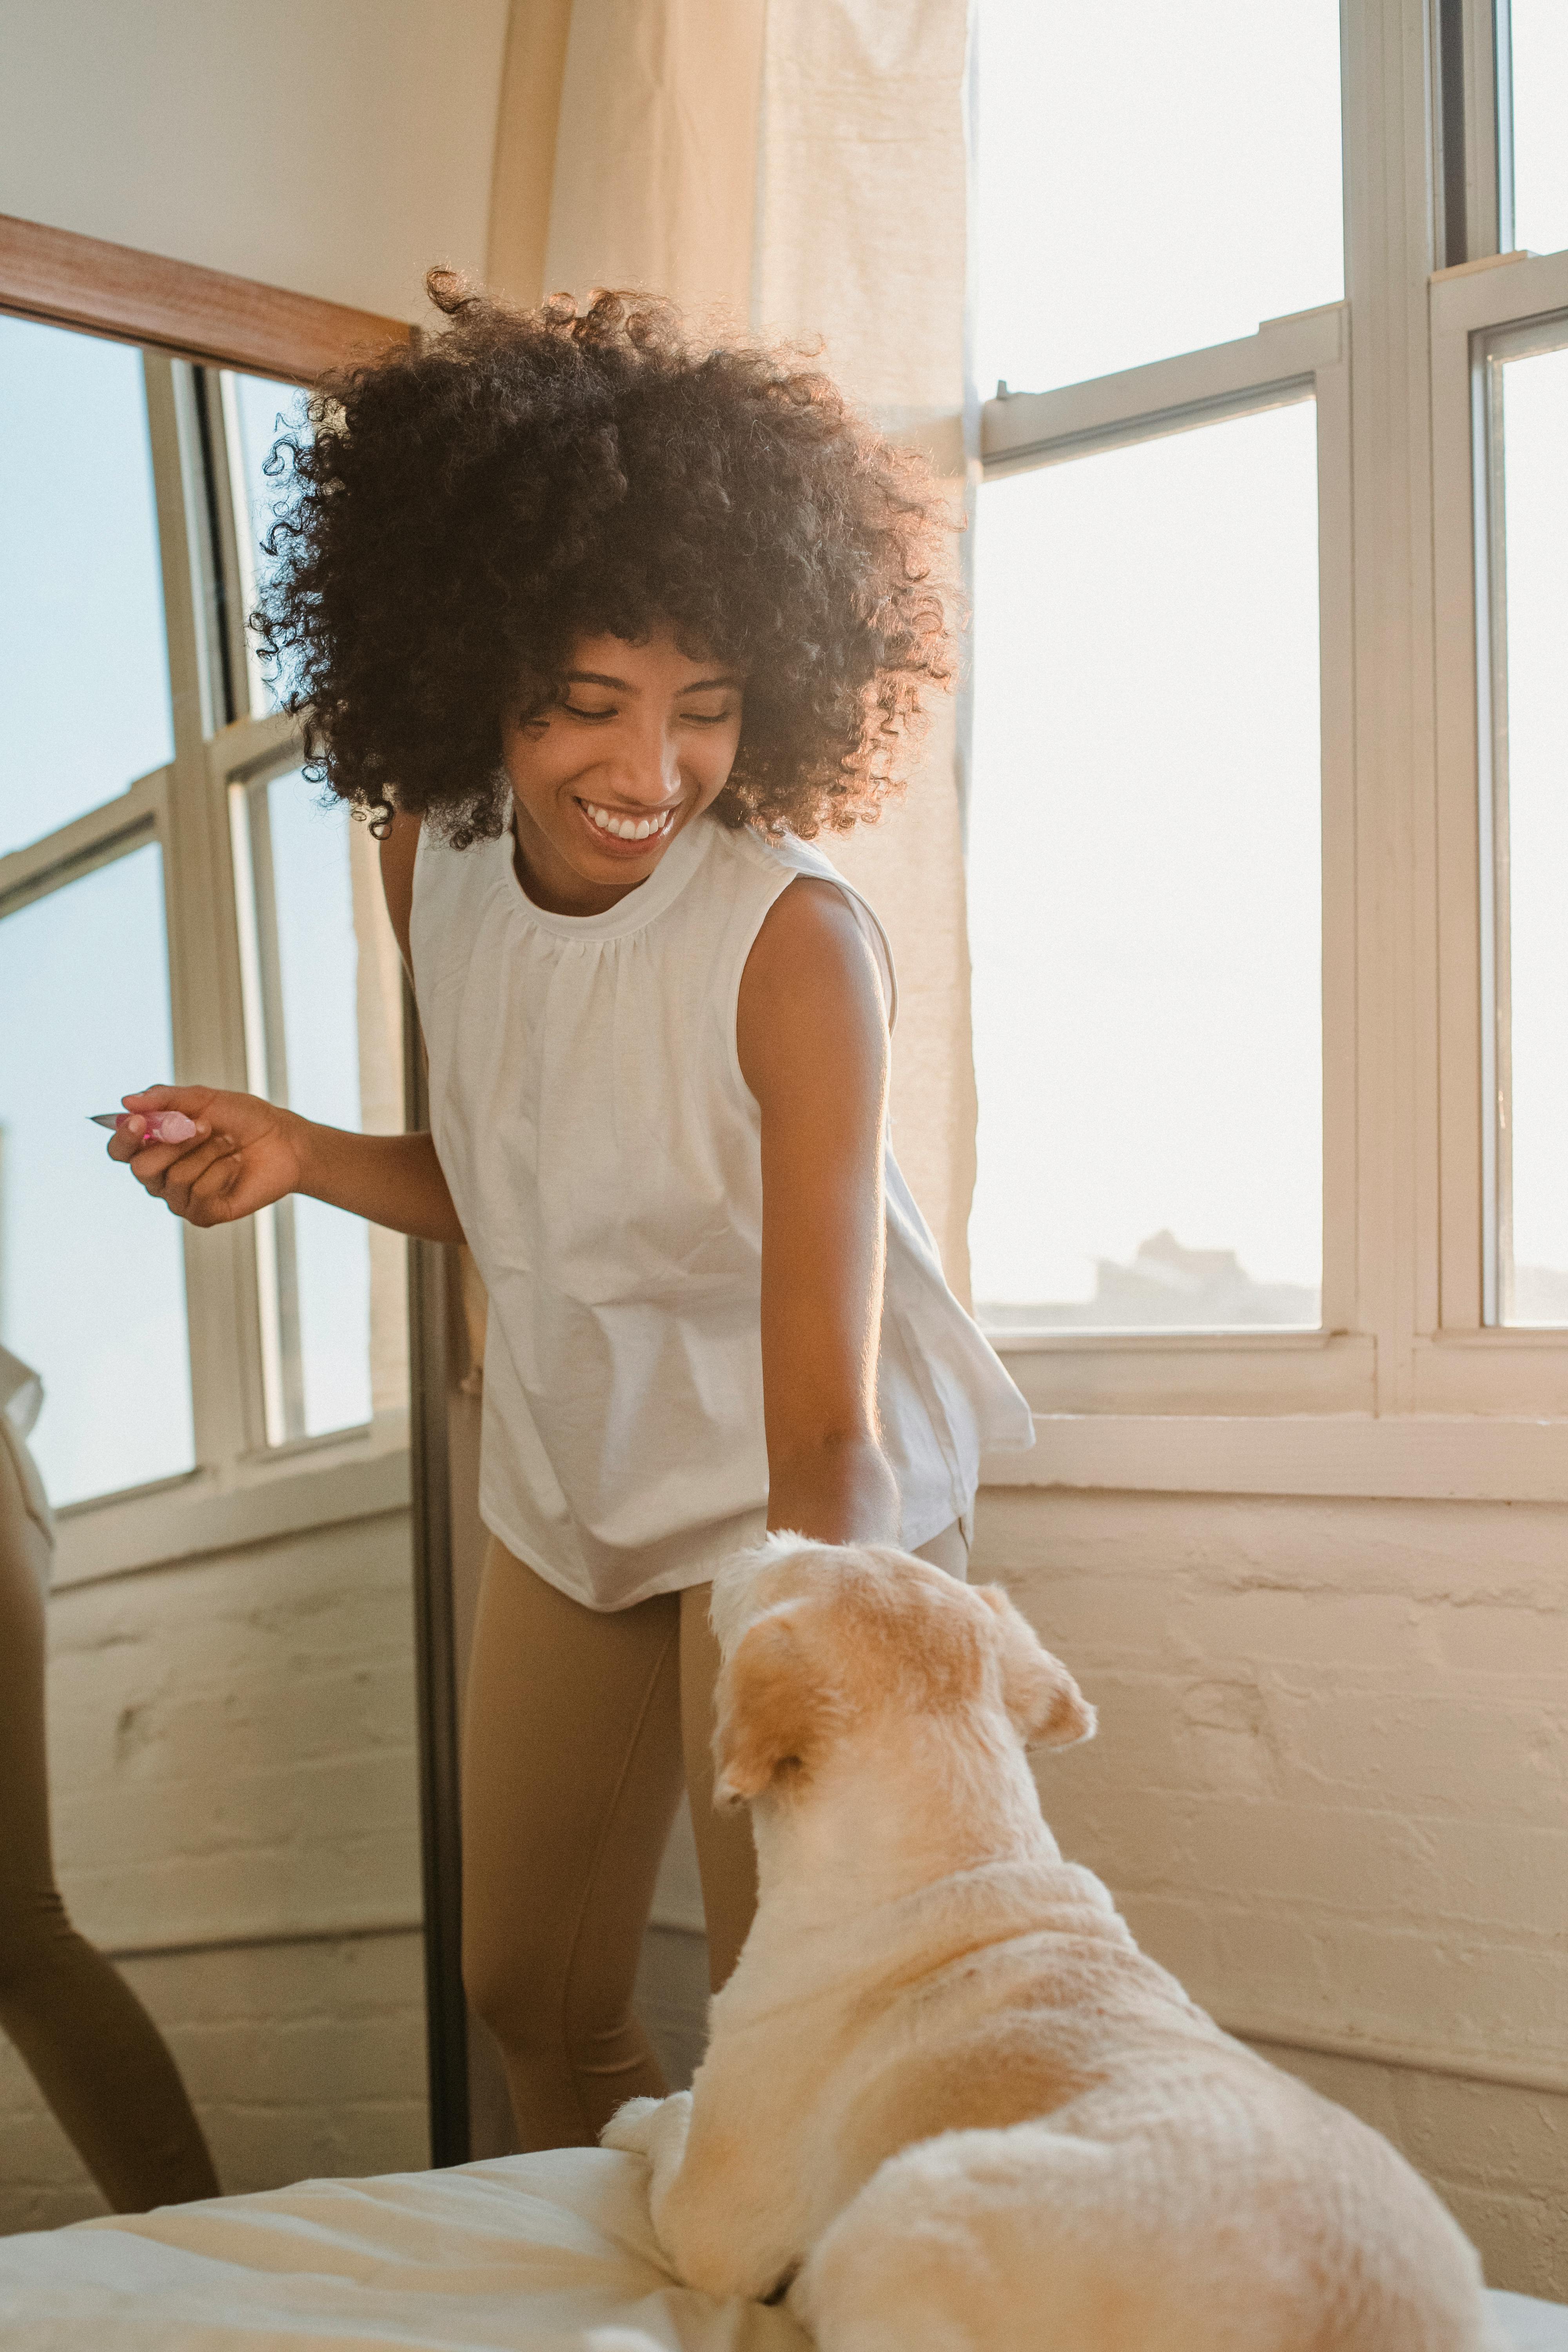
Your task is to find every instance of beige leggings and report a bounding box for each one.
[461,1523,967,2151]
[0,1421,219,2211]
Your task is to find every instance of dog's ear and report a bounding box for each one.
[712,1603,831,1806]
[975,1586,1096,1750]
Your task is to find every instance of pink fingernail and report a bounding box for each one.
[90,1111,200,1144]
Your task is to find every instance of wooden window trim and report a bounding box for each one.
[0,211,410,383]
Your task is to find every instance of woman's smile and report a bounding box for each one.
[573,795,680,848]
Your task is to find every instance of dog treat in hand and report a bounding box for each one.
[91,1111,201,1146]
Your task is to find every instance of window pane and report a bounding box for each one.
[0,844,194,1503]
[976,0,1343,397]
[1496,341,1568,1324]
[0,319,174,858]
[969,400,1323,1328]
[1509,0,1568,260]
[226,372,309,718]
[231,768,372,1438]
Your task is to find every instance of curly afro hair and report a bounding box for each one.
[253,274,957,849]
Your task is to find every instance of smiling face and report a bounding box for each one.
[501,628,745,916]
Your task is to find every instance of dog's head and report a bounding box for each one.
[710,1535,1095,1807]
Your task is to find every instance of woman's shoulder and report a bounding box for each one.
[723,822,896,1034]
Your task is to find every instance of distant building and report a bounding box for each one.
[980,1228,1321,1330]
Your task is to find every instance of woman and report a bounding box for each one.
[0,1345,218,2209]
[110,280,1033,2151]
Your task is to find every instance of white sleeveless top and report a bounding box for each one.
[410,810,1034,1610]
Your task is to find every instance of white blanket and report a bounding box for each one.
[0,2148,1559,2352]
[0,2149,807,2350]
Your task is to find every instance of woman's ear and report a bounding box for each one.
[975,1585,1096,1750]
[712,1604,828,1805]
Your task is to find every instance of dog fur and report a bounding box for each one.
[604,1535,1501,2350]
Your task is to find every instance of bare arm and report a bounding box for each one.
[379,809,419,974]
[107,810,463,1245]
[737,878,900,1546]
[107,1087,465,1244]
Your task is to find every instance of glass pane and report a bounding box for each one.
[969,399,1323,1328]
[226,372,309,718]
[0,844,195,1503]
[0,318,174,858]
[1496,341,1568,1324]
[976,0,1344,397]
[1509,0,1568,260]
[232,768,371,1438]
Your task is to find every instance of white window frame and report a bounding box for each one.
[0,341,408,1594]
[1430,241,1568,1391]
[973,0,1568,1506]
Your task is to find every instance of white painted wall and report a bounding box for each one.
[0,0,512,321]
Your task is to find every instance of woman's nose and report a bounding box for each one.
[608,724,682,804]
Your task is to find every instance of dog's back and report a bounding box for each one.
[782,1869,1496,2352]
[795,2089,1500,2352]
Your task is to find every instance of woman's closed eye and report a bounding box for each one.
[558,701,736,725]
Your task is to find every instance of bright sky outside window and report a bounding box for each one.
[0,844,194,1503]
[1507,0,1568,260]
[1493,342,1568,1324]
[0,317,174,859]
[231,767,372,1440]
[975,0,1344,397]
[968,400,1323,1328]
[227,370,309,717]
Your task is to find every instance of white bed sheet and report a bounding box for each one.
[0,2148,807,2351]
[0,2147,1561,2351]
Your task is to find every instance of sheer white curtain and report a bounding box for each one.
[487,0,976,1289]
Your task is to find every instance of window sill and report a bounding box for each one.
[981,1411,1568,1503]
[51,1409,411,1590]
[992,1331,1376,1418]
[1414,1332,1568,1418]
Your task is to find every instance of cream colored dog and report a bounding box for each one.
[605,1535,1500,2352]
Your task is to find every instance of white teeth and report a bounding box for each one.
[582,802,673,842]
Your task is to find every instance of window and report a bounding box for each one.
[975,0,1343,398]
[0,843,194,1503]
[972,0,1568,1469]
[971,398,1324,1333]
[224,371,308,718]
[0,316,174,860]
[1504,0,1568,260]
[1434,250,1568,1380]
[971,0,1347,1366]
[0,316,406,1519]
[1483,329,1568,1325]
[230,766,376,1441]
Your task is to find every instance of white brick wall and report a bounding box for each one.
[975,1485,1568,2299]
[0,1506,427,2234]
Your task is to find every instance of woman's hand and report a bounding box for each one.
[108,1086,304,1227]
[107,1084,467,1246]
